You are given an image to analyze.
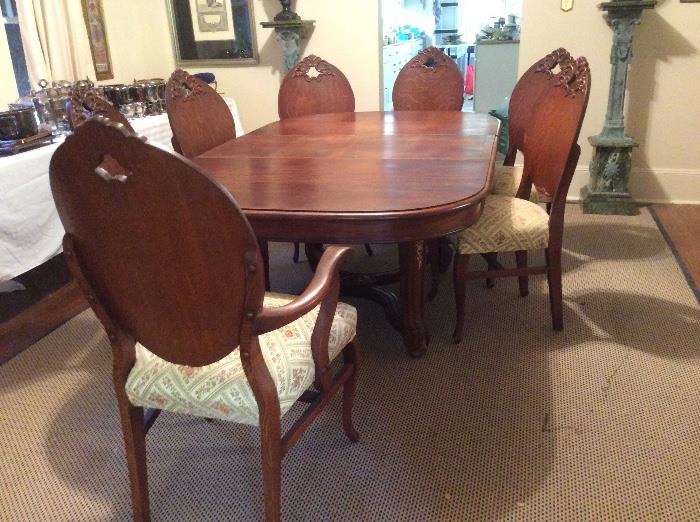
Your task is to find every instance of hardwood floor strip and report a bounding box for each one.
[0,281,87,365]
[650,204,700,304]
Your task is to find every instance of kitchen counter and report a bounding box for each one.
[475,39,520,45]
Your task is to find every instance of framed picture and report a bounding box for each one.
[166,0,258,66]
[82,0,114,80]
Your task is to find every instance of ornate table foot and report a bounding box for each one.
[307,242,429,356]
[399,241,428,357]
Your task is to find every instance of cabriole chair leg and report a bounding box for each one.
[453,254,470,343]
[515,250,529,297]
[342,338,361,442]
[117,398,150,522]
[545,248,563,331]
[260,418,283,522]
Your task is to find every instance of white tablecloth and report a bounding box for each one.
[0,98,244,283]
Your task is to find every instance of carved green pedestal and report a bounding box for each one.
[581,0,655,215]
[582,135,638,215]
[261,4,315,73]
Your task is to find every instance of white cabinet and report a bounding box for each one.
[473,40,520,113]
[382,40,423,111]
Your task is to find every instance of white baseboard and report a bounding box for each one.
[511,165,700,204]
[568,167,700,204]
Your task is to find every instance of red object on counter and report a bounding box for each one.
[465,64,474,95]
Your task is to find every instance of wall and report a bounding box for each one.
[97,0,380,133]
[519,0,700,203]
[0,27,18,105]
[98,1,176,85]
[180,0,382,132]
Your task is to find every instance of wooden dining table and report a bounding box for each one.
[193,111,499,357]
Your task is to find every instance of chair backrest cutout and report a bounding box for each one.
[49,118,264,367]
[392,47,464,111]
[165,69,236,158]
[278,55,355,120]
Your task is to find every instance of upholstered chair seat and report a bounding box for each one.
[492,165,542,203]
[455,195,549,255]
[126,293,357,426]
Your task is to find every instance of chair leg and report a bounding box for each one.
[260,419,282,522]
[427,238,441,301]
[293,242,301,263]
[546,248,563,331]
[342,338,361,443]
[453,254,470,344]
[117,396,150,522]
[482,253,497,288]
[515,250,529,297]
[364,243,374,257]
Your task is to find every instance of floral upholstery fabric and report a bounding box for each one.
[456,194,550,254]
[125,292,357,426]
[492,165,541,203]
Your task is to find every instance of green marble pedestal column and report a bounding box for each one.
[581,0,655,215]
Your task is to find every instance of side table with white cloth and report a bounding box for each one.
[0,98,244,286]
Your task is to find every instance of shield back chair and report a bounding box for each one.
[452,55,591,343]
[278,55,367,263]
[493,48,576,200]
[67,88,134,132]
[392,46,465,296]
[49,117,360,522]
[165,68,236,158]
[278,54,355,120]
[485,48,577,288]
[392,46,465,111]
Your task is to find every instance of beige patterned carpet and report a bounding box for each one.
[2,205,699,521]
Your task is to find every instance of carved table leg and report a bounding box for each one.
[399,241,428,358]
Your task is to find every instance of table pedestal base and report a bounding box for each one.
[305,241,429,357]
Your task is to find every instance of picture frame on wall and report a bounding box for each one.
[82,0,114,80]
[166,0,258,66]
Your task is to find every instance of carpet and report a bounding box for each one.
[1,205,699,521]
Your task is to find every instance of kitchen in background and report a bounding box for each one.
[381,0,522,113]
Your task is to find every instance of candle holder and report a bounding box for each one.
[581,0,656,215]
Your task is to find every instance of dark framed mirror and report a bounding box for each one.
[166,0,258,66]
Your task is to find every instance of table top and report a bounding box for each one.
[194,111,499,243]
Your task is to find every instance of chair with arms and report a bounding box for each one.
[452,55,591,343]
[67,88,134,131]
[165,68,236,158]
[49,117,360,522]
[392,46,465,111]
[278,55,366,262]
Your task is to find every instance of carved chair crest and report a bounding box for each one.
[292,55,338,82]
[408,46,456,72]
[166,69,208,102]
[68,88,132,131]
[534,49,588,98]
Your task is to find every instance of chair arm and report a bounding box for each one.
[254,245,352,335]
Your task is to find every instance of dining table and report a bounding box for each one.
[193,110,499,357]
